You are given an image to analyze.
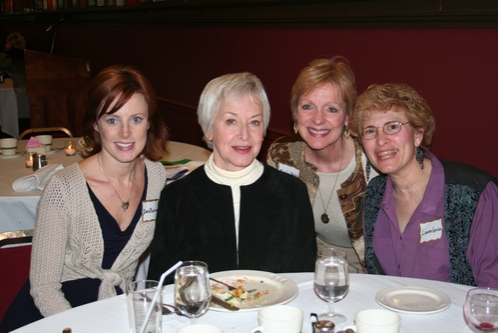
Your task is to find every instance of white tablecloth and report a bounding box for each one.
[0,78,19,138]
[10,273,474,333]
[0,138,211,233]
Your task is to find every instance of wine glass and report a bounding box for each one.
[464,287,498,332]
[313,248,349,324]
[174,261,211,324]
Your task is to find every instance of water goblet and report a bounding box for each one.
[174,261,211,325]
[313,248,349,324]
[464,287,498,332]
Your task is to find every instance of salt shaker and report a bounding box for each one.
[32,153,47,172]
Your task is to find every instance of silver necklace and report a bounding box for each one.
[316,151,344,224]
[97,155,136,212]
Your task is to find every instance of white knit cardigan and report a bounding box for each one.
[30,159,166,317]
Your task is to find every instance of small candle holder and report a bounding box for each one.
[65,141,76,156]
[25,152,34,168]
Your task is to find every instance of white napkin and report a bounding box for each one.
[12,164,64,192]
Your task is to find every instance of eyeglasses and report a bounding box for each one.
[361,121,410,140]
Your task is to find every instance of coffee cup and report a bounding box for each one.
[176,324,224,333]
[0,138,18,156]
[35,135,52,153]
[343,309,401,333]
[250,305,303,333]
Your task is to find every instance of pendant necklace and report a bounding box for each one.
[316,151,344,224]
[97,155,136,212]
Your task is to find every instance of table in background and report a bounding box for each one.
[11,273,475,333]
[0,138,211,233]
[0,78,19,138]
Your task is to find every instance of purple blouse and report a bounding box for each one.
[373,152,498,287]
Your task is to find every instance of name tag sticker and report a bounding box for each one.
[142,199,159,222]
[278,164,300,177]
[419,218,443,243]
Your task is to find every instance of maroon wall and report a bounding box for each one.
[3,23,497,176]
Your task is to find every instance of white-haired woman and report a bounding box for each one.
[148,72,317,284]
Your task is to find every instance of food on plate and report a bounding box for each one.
[211,277,270,306]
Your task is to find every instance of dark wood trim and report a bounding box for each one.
[157,96,196,118]
[5,0,497,28]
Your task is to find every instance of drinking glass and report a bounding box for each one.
[464,287,498,332]
[313,248,349,324]
[174,261,211,324]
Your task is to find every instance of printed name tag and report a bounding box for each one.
[278,164,300,177]
[142,199,159,222]
[419,218,443,243]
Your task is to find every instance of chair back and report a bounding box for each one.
[19,127,74,139]
[0,230,33,322]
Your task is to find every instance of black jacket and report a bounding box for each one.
[148,163,317,284]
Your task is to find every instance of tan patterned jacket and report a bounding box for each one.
[266,134,376,270]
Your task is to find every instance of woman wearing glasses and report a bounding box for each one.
[350,83,497,287]
[267,57,377,273]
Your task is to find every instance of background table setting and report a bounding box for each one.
[10,272,477,333]
[0,137,211,233]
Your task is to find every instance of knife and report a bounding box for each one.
[211,295,240,311]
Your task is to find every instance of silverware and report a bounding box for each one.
[162,303,183,316]
[210,277,237,290]
[209,277,257,293]
[210,295,240,311]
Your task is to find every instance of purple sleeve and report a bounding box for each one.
[467,181,498,288]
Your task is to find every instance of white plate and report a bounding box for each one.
[210,270,299,312]
[0,153,23,159]
[376,286,451,314]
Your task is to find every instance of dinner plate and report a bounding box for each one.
[210,270,299,312]
[375,286,451,314]
[0,153,23,159]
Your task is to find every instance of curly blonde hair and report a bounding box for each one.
[349,83,435,151]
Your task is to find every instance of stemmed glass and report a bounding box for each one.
[313,248,349,324]
[464,287,498,332]
[174,260,211,324]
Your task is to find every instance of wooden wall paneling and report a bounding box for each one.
[157,97,205,148]
[24,49,90,137]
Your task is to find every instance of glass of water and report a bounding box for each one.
[313,248,349,324]
[174,261,211,325]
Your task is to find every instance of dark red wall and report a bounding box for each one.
[3,23,497,176]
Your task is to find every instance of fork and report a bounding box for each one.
[162,303,184,316]
[209,277,257,293]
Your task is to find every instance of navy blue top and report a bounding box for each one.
[61,169,148,305]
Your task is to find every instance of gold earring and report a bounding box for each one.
[343,126,350,139]
[293,123,298,134]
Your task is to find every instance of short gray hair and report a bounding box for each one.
[197,72,271,149]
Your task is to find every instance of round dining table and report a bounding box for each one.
[11,272,475,333]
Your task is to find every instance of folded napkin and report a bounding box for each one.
[12,164,64,192]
